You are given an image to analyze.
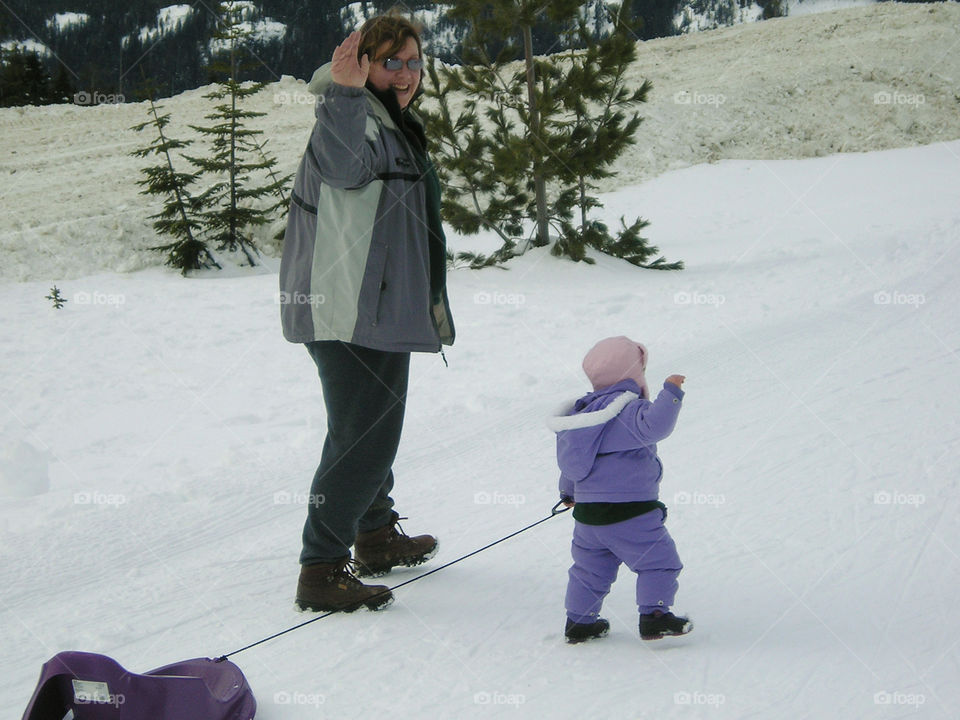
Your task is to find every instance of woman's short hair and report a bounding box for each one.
[357,12,423,62]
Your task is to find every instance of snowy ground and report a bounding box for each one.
[1,2,958,281]
[2,138,960,718]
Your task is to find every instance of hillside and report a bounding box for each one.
[0,1,958,282]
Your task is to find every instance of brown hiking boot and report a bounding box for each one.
[354,516,438,577]
[295,558,393,612]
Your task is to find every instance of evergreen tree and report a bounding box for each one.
[443,0,582,248]
[45,286,67,309]
[423,0,681,269]
[421,56,525,268]
[549,1,681,269]
[0,47,54,106]
[50,63,74,104]
[185,1,287,266]
[131,94,218,274]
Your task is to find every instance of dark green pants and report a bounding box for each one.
[300,341,409,565]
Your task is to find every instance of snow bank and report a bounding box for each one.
[0,2,958,282]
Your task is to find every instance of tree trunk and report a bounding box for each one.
[229,42,238,248]
[522,23,549,247]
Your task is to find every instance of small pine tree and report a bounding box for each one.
[442,0,583,249]
[424,0,682,270]
[45,286,67,309]
[185,1,286,266]
[131,94,219,274]
[550,1,681,269]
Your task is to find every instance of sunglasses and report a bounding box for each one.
[382,57,424,72]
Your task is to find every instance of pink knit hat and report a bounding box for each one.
[582,336,650,398]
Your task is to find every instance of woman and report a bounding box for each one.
[279,13,455,612]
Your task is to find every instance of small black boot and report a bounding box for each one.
[564,617,610,644]
[639,610,692,640]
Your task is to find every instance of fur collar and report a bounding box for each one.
[546,391,638,433]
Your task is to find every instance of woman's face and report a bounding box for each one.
[367,36,421,110]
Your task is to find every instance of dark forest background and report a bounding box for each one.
[4,0,940,107]
[0,0,735,105]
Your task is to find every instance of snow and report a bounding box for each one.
[340,2,372,30]
[156,4,194,31]
[0,39,51,57]
[45,12,91,33]
[125,5,196,49]
[787,0,877,17]
[677,1,765,34]
[2,4,960,718]
[3,140,959,717]
[0,440,49,498]
[206,1,286,54]
[416,5,463,58]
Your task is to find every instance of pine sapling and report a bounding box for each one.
[45,286,67,309]
[131,96,218,274]
[185,1,283,265]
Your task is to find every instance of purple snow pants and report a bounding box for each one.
[565,511,683,623]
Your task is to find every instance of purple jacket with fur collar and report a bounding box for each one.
[547,379,684,503]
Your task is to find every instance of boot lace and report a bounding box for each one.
[393,516,410,538]
[332,557,366,586]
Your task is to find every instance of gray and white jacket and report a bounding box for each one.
[279,63,455,352]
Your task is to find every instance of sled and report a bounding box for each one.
[21,651,256,720]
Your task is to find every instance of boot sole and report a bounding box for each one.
[640,621,693,641]
[295,593,394,613]
[355,540,439,578]
[565,629,609,644]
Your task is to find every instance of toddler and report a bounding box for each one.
[548,336,692,643]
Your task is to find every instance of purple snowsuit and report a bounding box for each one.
[548,378,684,623]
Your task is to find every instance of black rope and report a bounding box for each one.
[216,502,570,662]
